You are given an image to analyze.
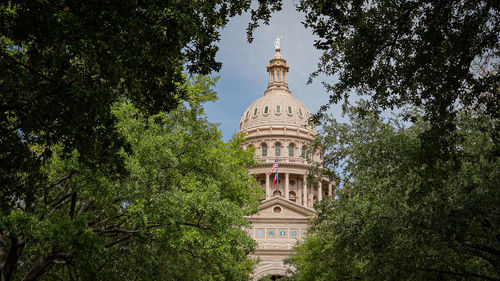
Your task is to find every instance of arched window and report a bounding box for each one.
[275,143,281,157]
[261,144,268,157]
[276,105,281,114]
[273,190,282,197]
[301,146,306,159]
[299,108,303,117]
[288,144,295,157]
[289,191,296,202]
[288,106,292,114]
[253,108,258,116]
[264,106,269,114]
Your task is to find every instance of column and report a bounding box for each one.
[285,173,289,199]
[298,177,302,205]
[266,173,270,199]
[328,183,333,197]
[318,183,323,201]
[303,175,307,207]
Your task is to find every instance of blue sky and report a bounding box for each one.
[205,2,344,141]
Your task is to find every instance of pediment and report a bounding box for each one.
[249,196,315,220]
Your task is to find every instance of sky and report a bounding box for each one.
[205,2,344,141]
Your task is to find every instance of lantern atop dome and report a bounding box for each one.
[267,36,290,92]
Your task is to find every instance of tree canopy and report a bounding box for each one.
[0,0,261,210]
[289,107,499,281]
[1,76,262,281]
[1,3,273,279]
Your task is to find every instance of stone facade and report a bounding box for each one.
[239,47,335,280]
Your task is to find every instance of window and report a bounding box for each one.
[273,190,282,197]
[301,146,306,159]
[264,106,269,114]
[256,230,264,237]
[291,230,298,237]
[276,105,281,114]
[275,143,281,156]
[246,111,249,118]
[288,144,295,157]
[262,144,268,157]
[289,191,296,202]
[288,106,292,114]
[253,108,258,116]
[280,230,286,237]
[260,180,265,186]
[268,230,275,237]
[299,108,303,117]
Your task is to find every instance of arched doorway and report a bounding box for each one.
[258,275,285,281]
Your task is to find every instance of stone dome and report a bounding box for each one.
[239,48,316,135]
[239,90,316,133]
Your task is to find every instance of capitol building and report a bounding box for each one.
[239,43,336,280]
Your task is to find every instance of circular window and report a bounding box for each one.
[268,230,275,237]
[290,180,296,186]
[291,230,298,237]
[256,230,264,237]
[273,206,282,214]
[280,230,286,237]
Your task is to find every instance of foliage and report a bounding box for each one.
[0,0,265,215]
[1,2,275,280]
[297,0,499,119]
[288,107,500,281]
[0,76,262,281]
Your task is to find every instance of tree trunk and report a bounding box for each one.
[0,233,25,281]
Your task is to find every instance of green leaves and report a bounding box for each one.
[289,109,500,280]
[1,76,260,281]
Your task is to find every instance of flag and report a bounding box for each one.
[273,169,279,189]
[271,158,279,190]
[269,159,278,174]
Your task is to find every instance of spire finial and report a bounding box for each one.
[274,33,284,50]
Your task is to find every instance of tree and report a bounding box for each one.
[1,2,272,280]
[287,106,499,280]
[0,76,262,281]
[0,0,265,219]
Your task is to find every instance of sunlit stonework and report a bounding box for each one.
[239,42,335,280]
